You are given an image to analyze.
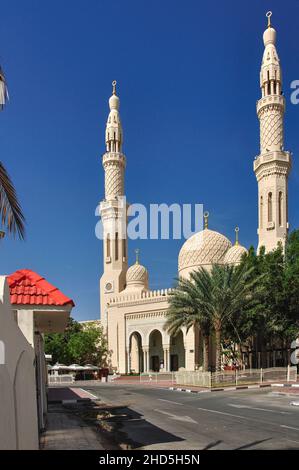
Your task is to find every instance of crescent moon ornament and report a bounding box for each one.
[266,11,272,28]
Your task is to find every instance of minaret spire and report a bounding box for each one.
[254,13,292,253]
[204,211,209,229]
[235,227,239,246]
[135,248,140,265]
[266,10,272,28]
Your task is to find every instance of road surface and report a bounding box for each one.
[74,383,299,450]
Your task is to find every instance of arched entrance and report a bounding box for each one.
[149,329,163,372]
[170,330,185,371]
[129,332,143,373]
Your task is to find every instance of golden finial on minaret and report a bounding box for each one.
[235,227,240,246]
[204,211,209,230]
[266,11,272,28]
[135,248,140,265]
[112,80,117,95]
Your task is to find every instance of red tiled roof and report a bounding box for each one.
[7,269,75,307]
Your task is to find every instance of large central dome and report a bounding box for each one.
[178,228,232,278]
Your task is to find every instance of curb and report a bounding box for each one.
[169,383,272,394]
[49,398,91,405]
[271,383,299,388]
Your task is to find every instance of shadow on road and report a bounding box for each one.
[70,401,185,449]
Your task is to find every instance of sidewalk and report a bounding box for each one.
[48,386,96,404]
[41,404,105,450]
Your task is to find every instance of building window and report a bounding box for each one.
[278,191,283,226]
[268,192,273,222]
[260,196,263,229]
[115,232,119,261]
[123,238,126,259]
[106,235,110,258]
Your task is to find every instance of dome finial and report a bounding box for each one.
[204,211,209,230]
[266,11,272,28]
[135,248,140,265]
[235,227,239,246]
[112,80,117,95]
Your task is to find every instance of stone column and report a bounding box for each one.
[126,348,130,374]
[163,344,171,372]
[143,347,149,372]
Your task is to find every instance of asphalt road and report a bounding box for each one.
[78,383,299,450]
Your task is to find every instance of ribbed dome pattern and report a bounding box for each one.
[178,229,232,272]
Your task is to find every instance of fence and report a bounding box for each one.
[176,366,297,389]
[140,372,176,385]
[139,366,297,389]
[48,374,74,385]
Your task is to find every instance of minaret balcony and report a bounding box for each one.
[254,150,291,170]
[103,152,126,167]
[257,94,285,114]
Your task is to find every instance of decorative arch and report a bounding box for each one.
[128,331,143,374]
[148,329,164,372]
[145,327,167,346]
[169,329,185,371]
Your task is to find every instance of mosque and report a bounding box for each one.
[99,13,292,373]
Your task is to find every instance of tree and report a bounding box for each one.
[67,324,108,366]
[233,235,299,367]
[166,264,258,371]
[165,274,212,371]
[0,65,25,239]
[45,318,108,366]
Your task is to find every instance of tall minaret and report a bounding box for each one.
[99,81,128,328]
[254,12,292,253]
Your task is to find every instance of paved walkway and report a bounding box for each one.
[41,405,104,450]
[48,386,96,403]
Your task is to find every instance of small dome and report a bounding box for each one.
[223,244,248,265]
[178,229,232,275]
[126,262,149,291]
[263,26,276,46]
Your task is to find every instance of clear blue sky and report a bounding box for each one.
[0,1,298,321]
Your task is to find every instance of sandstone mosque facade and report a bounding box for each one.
[99,14,292,374]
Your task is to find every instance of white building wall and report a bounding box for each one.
[0,276,39,449]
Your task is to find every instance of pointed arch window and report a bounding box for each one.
[260,196,263,229]
[106,234,111,259]
[123,238,126,259]
[268,192,273,223]
[278,191,283,226]
[115,232,119,261]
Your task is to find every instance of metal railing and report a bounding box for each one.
[175,366,297,389]
[48,374,74,385]
[140,372,176,384]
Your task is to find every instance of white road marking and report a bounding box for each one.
[280,425,299,432]
[197,407,299,433]
[158,399,183,406]
[228,403,290,414]
[154,409,197,423]
[197,407,249,421]
[81,388,98,399]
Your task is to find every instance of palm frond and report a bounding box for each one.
[0,163,25,239]
[0,67,9,109]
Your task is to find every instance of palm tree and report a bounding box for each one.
[0,65,25,239]
[165,274,212,372]
[166,264,257,372]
